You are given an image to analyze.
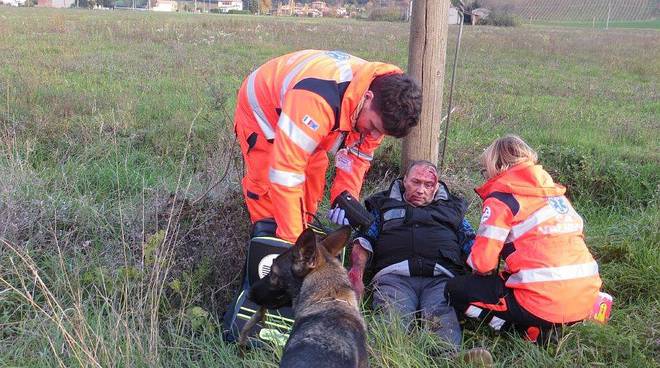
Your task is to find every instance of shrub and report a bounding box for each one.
[368,7,406,22]
[478,10,521,27]
[538,145,658,209]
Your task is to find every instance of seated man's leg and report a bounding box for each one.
[372,273,419,330]
[419,275,462,349]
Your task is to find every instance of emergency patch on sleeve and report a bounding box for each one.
[302,115,319,131]
[549,196,569,214]
[335,149,353,173]
[480,206,491,223]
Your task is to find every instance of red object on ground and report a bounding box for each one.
[590,292,613,323]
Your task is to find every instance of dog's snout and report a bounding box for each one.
[248,276,292,310]
[247,278,268,304]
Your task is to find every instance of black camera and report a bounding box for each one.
[332,190,375,230]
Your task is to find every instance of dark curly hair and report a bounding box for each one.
[368,74,422,138]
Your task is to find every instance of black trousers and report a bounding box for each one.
[445,273,562,343]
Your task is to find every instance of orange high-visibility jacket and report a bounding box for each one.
[235,50,402,242]
[467,161,602,323]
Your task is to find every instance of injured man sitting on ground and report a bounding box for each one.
[331,160,476,351]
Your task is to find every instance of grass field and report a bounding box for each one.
[0,8,658,367]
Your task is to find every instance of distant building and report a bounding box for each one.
[277,3,292,15]
[216,0,241,12]
[291,2,306,16]
[448,6,460,24]
[309,0,326,11]
[175,0,219,12]
[153,0,177,11]
[277,0,348,18]
[37,0,74,7]
[1,0,27,6]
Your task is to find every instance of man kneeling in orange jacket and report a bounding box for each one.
[234,50,422,242]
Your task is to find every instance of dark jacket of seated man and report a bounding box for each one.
[347,160,475,349]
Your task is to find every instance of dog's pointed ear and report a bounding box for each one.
[292,227,318,276]
[320,225,352,257]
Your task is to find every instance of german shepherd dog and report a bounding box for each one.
[248,226,368,368]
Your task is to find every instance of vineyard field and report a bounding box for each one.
[482,0,658,21]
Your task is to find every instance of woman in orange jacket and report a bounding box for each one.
[445,135,602,343]
[234,50,422,242]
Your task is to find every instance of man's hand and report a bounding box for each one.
[348,240,369,300]
[328,206,350,226]
[348,267,365,300]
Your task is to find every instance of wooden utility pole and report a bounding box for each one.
[401,0,450,171]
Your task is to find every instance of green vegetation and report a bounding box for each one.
[478,10,522,27]
[1,7,658,367]
[368,6,407,22]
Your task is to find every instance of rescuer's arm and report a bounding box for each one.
[467,198,513,275]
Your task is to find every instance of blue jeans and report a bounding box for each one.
[372,273,462,349]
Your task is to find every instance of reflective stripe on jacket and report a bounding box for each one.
[235,50,402,242]
[467,161,602,323]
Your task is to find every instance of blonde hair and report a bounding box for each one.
[481,135,538,178]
